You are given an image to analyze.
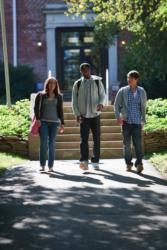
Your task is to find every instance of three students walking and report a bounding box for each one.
[34,65,147,174]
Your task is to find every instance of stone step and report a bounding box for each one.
[56,148,123,160]
[57,133,123,142]
[62,126,121,134]
[56,148,122,160]
[29,147,123,160]
[63,105,114,113]
[57,133,122,142]
[64,111,116,120]
[56,141,123,149]
[28,133,123,160]
[65,119,118,127]
[29,133,123,144]
[28,104,123,160]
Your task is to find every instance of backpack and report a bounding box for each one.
[76,79,100,96]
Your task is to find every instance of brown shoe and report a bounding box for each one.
[79,162,88,170]
[136,164,144,174]
[126,163,133,171]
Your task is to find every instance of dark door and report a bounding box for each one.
[56,27,108,100]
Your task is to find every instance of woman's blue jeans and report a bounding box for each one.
[122,123,143,166]
[39,121,59,168]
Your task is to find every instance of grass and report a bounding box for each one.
[0,152,27,175]
[145,150,167,178]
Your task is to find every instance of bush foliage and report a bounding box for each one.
[144,98,167,132]
[0,63,37,103]
[0,98,166,138]
[0,99,30,138]
[66,0,167,100]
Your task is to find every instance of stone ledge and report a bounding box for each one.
[144,131,167,153]
[0,135,28,157]
[0,131,167,158]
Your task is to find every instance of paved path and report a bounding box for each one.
[0,159,167,250]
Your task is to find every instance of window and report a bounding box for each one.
[56,27,107,95]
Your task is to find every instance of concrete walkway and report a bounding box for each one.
[0,159,167,250]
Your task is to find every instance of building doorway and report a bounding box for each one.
[56,27,108,100]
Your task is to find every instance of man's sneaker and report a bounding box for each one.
[92,163,99,170]
[48,167,54,172]
[79,162,88,170]
[40,166,45,171]
[136,164,144,174]
[126,163,133,172]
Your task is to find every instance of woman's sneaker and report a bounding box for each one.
[79,161,88,170]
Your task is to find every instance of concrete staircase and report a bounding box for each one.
[28,105,123,160]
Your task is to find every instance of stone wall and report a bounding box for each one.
[143,131,167,154]
[0,131,167,158]
[0,136,28,157]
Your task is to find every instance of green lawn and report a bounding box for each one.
[0,152,27,175]
[145,150,167,178]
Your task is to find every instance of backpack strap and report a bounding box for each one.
[76,79,81,96]
[95,79,100,97]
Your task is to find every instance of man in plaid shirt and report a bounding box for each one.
[114,70,147,173]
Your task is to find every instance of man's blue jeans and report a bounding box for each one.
[80,116,100,163]
[122,123,143,166]
[39,121,59,168]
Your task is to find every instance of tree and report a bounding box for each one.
[66,0,167,43]
[66,0,167,98]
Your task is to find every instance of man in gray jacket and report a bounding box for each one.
[114,70,147,173]
[72,63,106,170]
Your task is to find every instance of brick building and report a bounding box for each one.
[0,0,127,101]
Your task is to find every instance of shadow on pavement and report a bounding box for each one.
[0,165,167,250]
[49,171,103,185]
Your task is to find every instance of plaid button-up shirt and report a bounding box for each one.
[127,88,141,124]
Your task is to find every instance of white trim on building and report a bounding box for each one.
[43,3,118,90]
[12,0,17,66]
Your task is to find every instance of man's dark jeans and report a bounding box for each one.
[122,123,143,166]
[80,116,100,163]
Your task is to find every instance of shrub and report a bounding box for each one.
[144,98,167,132]
[0,63,37,103]
[146,99,167,118]
[0,99,30,138]
[0,98,166,138]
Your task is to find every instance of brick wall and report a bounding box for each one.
[0,0,13,64]
[0,0,64,81]
[0,0,130,84]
